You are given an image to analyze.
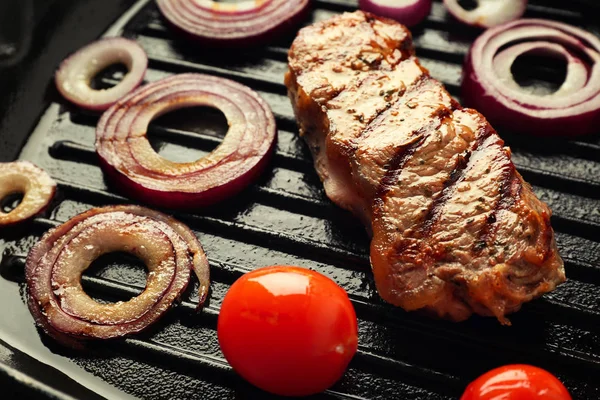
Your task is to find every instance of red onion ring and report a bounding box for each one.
[156,0,310,46]
[55,38,148,111]
[462,19,600,137]
[0,161,56,226]
[358,0,432,27]
[25,205,210,344]
[443,0,527,29]
[96,73,276,209]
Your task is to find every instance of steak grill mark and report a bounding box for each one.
[420,125,495,238]
[375,103,453,199]
[473,164,520,255]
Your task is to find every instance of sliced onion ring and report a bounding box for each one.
[25,205,210,344]
[0,161,56,226]
[462,19,600,137]
[156,0,310,46]
[443,0,526,29]
[358,0,432,27]
[55,38,148,111]
[96,73,277,208]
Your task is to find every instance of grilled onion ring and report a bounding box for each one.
[358,0,432,27]
[26,205,210,343]
[463,19,600,136]
[55,38,148,111]
[96,73,276,208]
[157,0,310,46]
[443,0,526,29]
[0,161,56,226]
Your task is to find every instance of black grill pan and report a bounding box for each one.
[1,0,600,399]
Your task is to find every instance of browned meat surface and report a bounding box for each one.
[285,11,565,324]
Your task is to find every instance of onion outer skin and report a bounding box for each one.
[55,38,148,111]
[443,0,527,29]
[25,205,210,345]
[358,0,432,27]
[156,0,310,47]
[96,73,277,209]
[0,161,56,226]
[462,19,600,137]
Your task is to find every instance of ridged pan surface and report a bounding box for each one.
[0,0,599,399]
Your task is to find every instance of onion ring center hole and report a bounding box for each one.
[89,62,129,91]
[1,192,23,214]
[83,251,147,302]
[510,53,568,96]
[147,105,228,163]
[457,0,478,11]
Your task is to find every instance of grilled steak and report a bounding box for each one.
[285,11,565,323]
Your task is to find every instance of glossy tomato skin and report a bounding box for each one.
[217,266,358,397]
[461,364,572,400]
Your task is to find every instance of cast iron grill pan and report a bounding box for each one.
[1,0,600,398]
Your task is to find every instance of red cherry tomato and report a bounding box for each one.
[461,364,572,400]
[217,266,358,397]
